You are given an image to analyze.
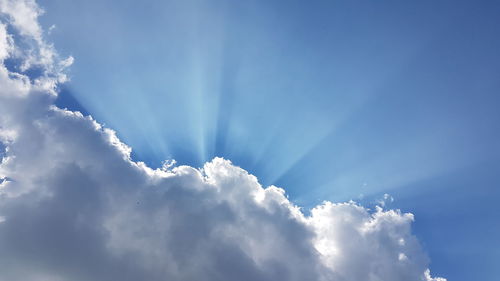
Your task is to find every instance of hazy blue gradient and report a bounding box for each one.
[39,0,500,280]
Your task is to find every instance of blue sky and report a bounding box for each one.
[36,0,500,280]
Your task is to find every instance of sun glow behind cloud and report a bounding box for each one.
[46,0,400,198]
[32,1,498,220]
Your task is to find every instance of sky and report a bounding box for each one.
[0,0,499,280]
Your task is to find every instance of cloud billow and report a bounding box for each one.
[0,1,444,280]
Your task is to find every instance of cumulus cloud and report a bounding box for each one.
[0,1,445,280]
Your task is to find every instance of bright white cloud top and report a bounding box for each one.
[0,1,445,280]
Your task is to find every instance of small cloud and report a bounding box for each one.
[377,193,394,207]
[47,24,55,34]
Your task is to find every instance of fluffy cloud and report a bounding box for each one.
[0,1,445,280]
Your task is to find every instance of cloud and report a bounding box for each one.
[0,1,445,280]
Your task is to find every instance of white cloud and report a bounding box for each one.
[0,0,43,40]
[0,1,445,280]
